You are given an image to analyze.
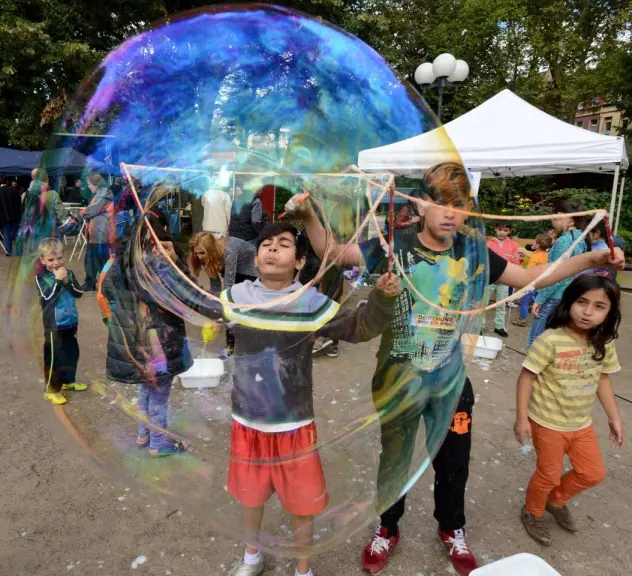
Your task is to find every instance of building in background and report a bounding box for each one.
[575,96,624,135]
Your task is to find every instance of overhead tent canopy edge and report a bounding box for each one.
[357,89,628,178]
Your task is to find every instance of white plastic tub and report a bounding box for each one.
[471,553,562,576]
[179,358,224,388]
[473,335,503,360]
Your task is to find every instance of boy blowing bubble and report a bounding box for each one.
[150,222,399,576]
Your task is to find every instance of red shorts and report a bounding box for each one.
[228,420,329,516]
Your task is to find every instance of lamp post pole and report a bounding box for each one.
[415,54,469,122]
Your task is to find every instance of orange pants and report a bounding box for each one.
[525,419,606,517]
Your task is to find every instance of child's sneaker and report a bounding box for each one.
[227,555,264,576]
[149,440,188,457]
[325,343,339,358]
[136,435,150,448]
[438,528,478,576]
[546,501,577,532]
[43,392,67,405]
[312,337,334,354]
[521,506,552,546]
[361,525,399,575]
[61,383,88,391]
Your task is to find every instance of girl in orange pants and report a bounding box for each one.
[514,275,624,546]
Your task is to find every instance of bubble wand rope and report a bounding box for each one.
[367,207,606,316]
[120,162,391,314]
[340,165,606,223]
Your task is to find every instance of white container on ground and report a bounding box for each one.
[179,358,224,388]
[473,335,503,360]
[471,553,561,576]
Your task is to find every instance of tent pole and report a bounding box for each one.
[609,164,620,220]
[614,176,626,235]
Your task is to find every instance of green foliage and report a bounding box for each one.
[1,0,630,152]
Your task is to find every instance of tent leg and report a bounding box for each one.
[614,176,626,235]
[608,164,620,220]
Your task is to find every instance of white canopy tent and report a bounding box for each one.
[358,89,629,231]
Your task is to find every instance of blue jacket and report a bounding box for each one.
[534,229,588,305]
[36,269,83,331]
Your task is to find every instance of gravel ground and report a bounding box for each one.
[1,254,631,576]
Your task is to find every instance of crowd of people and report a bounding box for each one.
[19,161,627,576]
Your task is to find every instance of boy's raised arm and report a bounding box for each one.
[298,202,365,267]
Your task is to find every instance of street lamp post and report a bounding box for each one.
[414,53,469,121]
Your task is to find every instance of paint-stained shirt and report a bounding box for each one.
[360,232,507,372]
[523,327,620,432]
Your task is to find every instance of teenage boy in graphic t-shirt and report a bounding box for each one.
[291,161,625,576]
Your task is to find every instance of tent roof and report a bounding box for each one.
[0,147,106,176]
[358,89,629,178]
[0,148,41,176]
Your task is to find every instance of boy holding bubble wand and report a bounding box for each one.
[147,222,399,576]
[290,161,625,576]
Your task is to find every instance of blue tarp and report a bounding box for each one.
[0,147,106,176]
[0,148,41,175]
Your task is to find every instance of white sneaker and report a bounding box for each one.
[312,337,334,354]
[227,555,264,576]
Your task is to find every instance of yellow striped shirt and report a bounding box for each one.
[523,327,620,432]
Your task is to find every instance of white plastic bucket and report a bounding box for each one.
[471,553,562,575]
[179,358,224,388]
[473,335,503,360]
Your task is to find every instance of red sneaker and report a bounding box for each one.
[438,528,479,576]
[361,525,400,575]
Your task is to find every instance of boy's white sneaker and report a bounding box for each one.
[227,556,264,576]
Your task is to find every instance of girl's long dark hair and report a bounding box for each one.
[547,275,621,360]
[551,199,592,250]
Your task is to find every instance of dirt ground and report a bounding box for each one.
[1,253,631,576]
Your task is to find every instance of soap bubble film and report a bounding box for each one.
[11,4,489,556]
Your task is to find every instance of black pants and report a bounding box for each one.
[373,358,474,533]
[83,243,110,289]
[43,327,80,393]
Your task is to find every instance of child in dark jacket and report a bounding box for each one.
[98,213,192,456]
[144,222,399,576]
[36,238,85,405]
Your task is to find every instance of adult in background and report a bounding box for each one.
[189,231,258,355]
[110,176,124,198]
[81,172,114,291]
[528,199,590,346]
[18,169,68,255]
[229,186,266,244]
[0,176,22,256]
[201,184,232,239]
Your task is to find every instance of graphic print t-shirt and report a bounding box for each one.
[360,233,507,371]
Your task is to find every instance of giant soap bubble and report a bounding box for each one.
[13,4,488,556]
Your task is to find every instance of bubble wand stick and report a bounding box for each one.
[603,215,616,260]
[387,185,395,278]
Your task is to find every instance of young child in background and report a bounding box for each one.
[515,275,624,546]
[512,233,553,327]
[588,221,616,279]
[485,222,520,337]
[528,200,590,346]
[98,213,192,456]
[36,238,86,405]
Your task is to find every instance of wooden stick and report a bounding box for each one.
[387,185,395,278]
[604,215,616,259]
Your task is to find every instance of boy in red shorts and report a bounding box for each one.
[224,223,398,576]
[151,222,399,576]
